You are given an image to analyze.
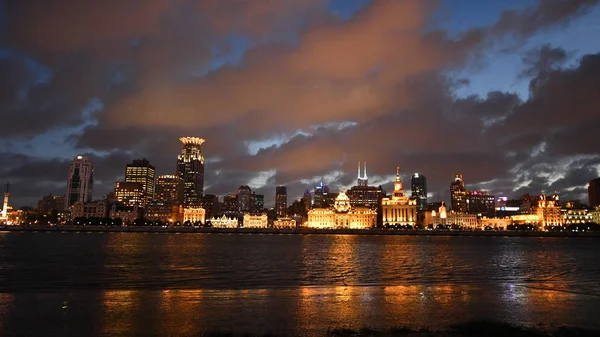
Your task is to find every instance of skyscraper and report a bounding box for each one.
[65,155,94,209]
[313,183,329,208]
[275,186,287,218]
[237,185,252,213]
[589,178,600,208]
[450,174,467,213]
[251,193,264,213]
[125,158,155,206]
[155,175,184,205]
[357,161,368,187]
[411,173,427,211]
[177,137,205,206]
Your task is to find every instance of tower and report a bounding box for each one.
[357,161,368,187]
[450,173,467,213]
[393,166,404,196]
[411,173,427,211]
[65,155,94,209]
[177,137,205,206]
[1,182,9,220]
[275,185,287,218]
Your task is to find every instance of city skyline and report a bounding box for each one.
[2,1,600,208]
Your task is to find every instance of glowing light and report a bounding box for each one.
[179,137,206,146]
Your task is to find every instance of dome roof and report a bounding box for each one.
[336,191,350,201]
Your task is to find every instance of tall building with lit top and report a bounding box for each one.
[357,161,368,187]
[347,161,384,209]
[381,167,417,227]
[275,186,287,218]
[65,155,94,210]
[237,185,252,213]
[450,174,467,213]
[177,137,205,206]
[125,159,155,206]
[411,173,427,211]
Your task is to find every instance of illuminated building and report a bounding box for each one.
[423,202,478,228]
[479,217,511,230]
[201,194,219,220]
[109,204,140,225]
[155,175,184,205]
[381,167,417,227]
[210,215,238,228]
[590,207,600,224]
[65,155,94,209]
[357,161,368,187]
[177,137,205,206]
[114,182,144,207]
[411,173,427,211]
[307,191,377,229]
[535,193,563,227]
[242,213,268,228]
[562,209,592,224]
[450,174,467,213]
[251,193,264,213]
[466,190,495,215]
[184,206,206,224]
[125,159,155,206]
[237,185,252,213]
[145,203,183,223]
[273,218,296,228]
[71,200,108,219]
[346,161,384,209]
[588,178,600,208]
[1,183,9,222]
[37,194,65,213]
[275,186,287,218]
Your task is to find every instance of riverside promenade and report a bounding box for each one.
[2,225,599,237]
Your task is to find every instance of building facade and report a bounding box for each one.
[562,209,592,224]
[37,194,65,213]
[65,155,94,210]
[145,203,183,223]
[381,167,417,227]
[273,218,296,228]
[307,192,377,229]
[275,185,287,218]
[201,194,219,220]
[71,200,108,219]
[109,204,141,225]
[411,173,427,211]
[114,181,144,207]
[466,190,495,215]
[251,193,264,213]
[210,215,238,228]
[242,213,269,228]
[237,185,252,213]
[450,174,467,213]
[177,137,205,206]
[155,175,185,206]
[125,159,155,206]
[184,206,206,224]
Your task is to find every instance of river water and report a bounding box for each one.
[0,232,599,336]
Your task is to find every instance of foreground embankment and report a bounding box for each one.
[2,225,599,237]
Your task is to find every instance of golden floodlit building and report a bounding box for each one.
[307,191,377,229]
[381,167,417,227]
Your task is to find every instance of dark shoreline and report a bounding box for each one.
[2,225,600,237]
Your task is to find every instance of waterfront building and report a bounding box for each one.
[71,200,108,219]
[381,167,417,227]
[535,193,562,227]
[466,190,495,215]
[479,217,511,230]
[273,218,296,228]
[184,206,206,224]
[114,181,144,207]
[275,186,287,218]
[423,202,478,229]
[109,204,140,225]
[589,178,600,208]
[65,155,94,209]
[307,191,377,229]
[145,203,183,223]
[125,159,155,206]
[210,215,238,228]
[155,175,184,206]
[313,182,330,208]
[450,174,467,213]
[411,173,427,211]
[37,194,65,213]
[562,209,592,224]
[346,161,384,209]
[177,137,205,206]
[590,207,600,224]
[1,183,10,222]
[223,194,239,218]
[242,213,268,228]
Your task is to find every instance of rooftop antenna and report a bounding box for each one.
[364,161,367,179]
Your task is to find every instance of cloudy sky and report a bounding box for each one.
[1,0,600,208]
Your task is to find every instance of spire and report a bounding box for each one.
[363,161,367,179]
[357,161,361,179]
[396,166,400,178]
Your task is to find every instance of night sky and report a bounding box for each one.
[1,0,600,208]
